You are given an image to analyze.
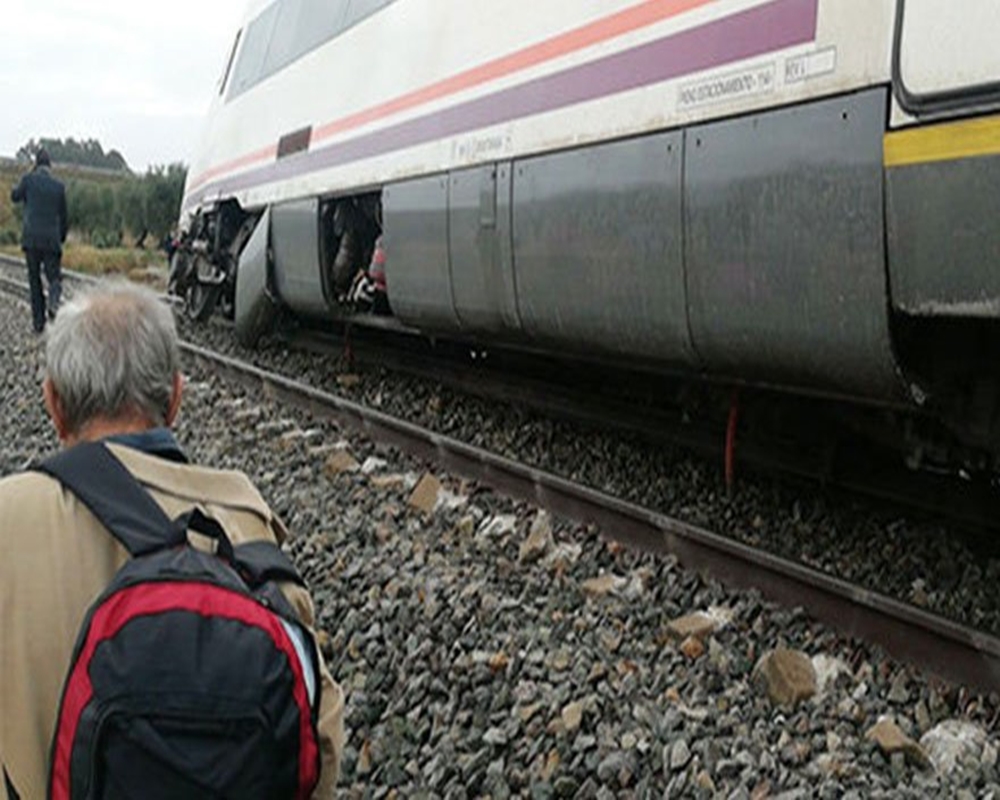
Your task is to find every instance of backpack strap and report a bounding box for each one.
[232,540,306,589]
[4,765,21,800]
[35,441,184,557]
[171,508,236,562]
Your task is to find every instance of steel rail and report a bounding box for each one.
[183,340,1000,693]
[3,263,999,690]
[0,254,98,286]
[291,325,1000,538]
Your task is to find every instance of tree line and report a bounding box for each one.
[17,137,130,173]
[3,158,187,250]
[65,163,187,249]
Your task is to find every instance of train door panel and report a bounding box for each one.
[510,131,694,365]
[685,88,905,401]
[382,176,460,331]
[894,0,1000,114]
[271,198,330,318]
[448,164,521,335]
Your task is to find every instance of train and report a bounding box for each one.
[171,0,1000,475]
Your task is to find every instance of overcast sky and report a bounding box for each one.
[0,0,245,171]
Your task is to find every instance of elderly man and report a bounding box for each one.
[10,147,68,333]
[0,282,343,799]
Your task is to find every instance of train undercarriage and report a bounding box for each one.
[170,188,1000,484]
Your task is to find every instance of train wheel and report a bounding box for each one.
[167,251,190,297]
[185,281,222,322]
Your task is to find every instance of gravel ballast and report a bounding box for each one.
[1,274,999,796]
[174,300,1000,642]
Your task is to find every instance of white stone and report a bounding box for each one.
[483,727,508,746]
[621,569,652,601]
[478,515,518,539]
[920,720,988,775]
[669,740,691,771]
[705,606,735,631]
[982,741,998,768]
[542,542,583,569]
[812,654,852,695]
[436,489,469,511]
[361,457,389,475]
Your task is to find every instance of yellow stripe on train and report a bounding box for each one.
[885,114,1000,168]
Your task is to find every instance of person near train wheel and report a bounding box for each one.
[348,237,390,315]
[10,147,67,334]
[0,282,344,799]
[368,238,390,315]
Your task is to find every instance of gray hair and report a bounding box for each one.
[45,281,181,434]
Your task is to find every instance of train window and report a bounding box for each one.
[228,1,280,100]
[227,0,397,101]
[897,0,1000,110]
[218,29,242,96]
[262,0,350,80]
[262,0,307,76]
[341,0,395,31]
[290,0,351,61]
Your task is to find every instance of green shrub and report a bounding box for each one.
[91,229,123,250]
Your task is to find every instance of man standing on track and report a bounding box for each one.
[0,282,344,798]
[10,147,67,333]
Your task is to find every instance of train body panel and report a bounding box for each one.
[380,176,457,329]
[892,0,1000,121]
[510,131,693,365]
[887,124,1000,319]
[271,198,329,316]
[448,164,521,335]
[686,88,903,400]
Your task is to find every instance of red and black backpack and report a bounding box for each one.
[35,442,321,800]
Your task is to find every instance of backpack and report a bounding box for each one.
[35,442,321,800]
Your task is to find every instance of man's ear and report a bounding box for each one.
[43,378,71,442]
[165,372,184,427]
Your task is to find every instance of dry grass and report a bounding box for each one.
[1,243,168,288]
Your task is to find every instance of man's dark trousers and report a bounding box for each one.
[24,249,61,333]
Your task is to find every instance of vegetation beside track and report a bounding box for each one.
[0,243,167,285]
[0,155,184,258]
[1,145,179,284]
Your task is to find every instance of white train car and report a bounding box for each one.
[175,0,1000,470]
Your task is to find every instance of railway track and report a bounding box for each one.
[289,321,1000,542]
[2,267,999,696]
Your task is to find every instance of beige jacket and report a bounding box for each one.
[0,443,343,799]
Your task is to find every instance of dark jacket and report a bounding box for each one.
[10,167,68,253]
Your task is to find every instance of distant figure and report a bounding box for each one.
[161,228,179,261]
[10,148,68,333]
